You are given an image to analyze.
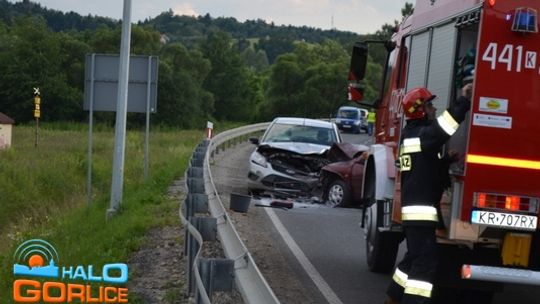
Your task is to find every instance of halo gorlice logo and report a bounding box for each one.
[13,239,129,303]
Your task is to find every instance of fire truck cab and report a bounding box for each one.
[349,0,540,300]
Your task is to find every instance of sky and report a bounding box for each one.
[20,0,411,34]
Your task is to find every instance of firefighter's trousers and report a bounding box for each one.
[387,226,437,304]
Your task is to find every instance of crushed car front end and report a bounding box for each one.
[247,145,331,196]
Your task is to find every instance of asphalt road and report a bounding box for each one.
[214,130,540,303]
[265,204,389,303]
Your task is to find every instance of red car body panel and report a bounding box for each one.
[321,143,368,205]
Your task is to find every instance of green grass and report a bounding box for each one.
[0,123,204,302]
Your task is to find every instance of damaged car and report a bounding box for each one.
[320,142,368,207]
[247,117,341,196]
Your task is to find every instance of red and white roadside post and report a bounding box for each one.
[206,121,214,139]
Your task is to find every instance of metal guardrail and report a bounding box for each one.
[181,122,280,304]
[204,122,282,304]
[181,141,219,304]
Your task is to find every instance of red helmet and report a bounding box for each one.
[402,87,436,120]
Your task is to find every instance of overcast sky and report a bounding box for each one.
[20,0,411,34]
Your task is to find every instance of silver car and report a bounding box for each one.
[247,117,342,196]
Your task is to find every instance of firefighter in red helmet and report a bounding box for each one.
[386,83,472,304]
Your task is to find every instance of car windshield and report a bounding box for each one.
[263,123,337,146]
[337,110,359,119]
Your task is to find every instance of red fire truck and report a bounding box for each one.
[349,0,540,300]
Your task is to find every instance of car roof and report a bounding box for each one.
[338,106,359,110]
[272,117,334,128]
[339,106,367,112]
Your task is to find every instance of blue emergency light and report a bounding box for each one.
[511,7,538,33]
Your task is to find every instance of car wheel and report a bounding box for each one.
[326,179,351,207]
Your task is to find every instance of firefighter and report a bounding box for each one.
[386,83,472,304]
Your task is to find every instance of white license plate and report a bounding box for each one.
[471,210,537,230]
[342,125,351,128]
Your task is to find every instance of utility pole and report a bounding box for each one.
[108,0,132,219]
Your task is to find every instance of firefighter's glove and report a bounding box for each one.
[462,83,473,100]
[449,88,472,123]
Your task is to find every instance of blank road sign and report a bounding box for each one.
[84,54,158,113]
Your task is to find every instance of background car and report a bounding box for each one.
[334,106,368,134]
[247,117,341,196]
[320,142,368,207]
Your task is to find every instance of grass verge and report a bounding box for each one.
[0,123,203,302]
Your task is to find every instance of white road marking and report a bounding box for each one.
[264,207,344,304]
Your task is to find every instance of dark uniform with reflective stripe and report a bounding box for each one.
[387,96,470,304]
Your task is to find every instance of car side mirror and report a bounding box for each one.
[249,137,259,145]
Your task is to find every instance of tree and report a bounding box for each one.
[263,40,350,119]
[257,35,295,64]
[402,2,414,18]
[263,53,303,119]
[200,30,260,121]
[58,32,91,91]
[368,2,414,68]
[0,17,81,122]
[155,42,212,128]
[130,25,161,55]
[86,25,119,53]
[355,1,413,101]
[299,63,348,118]
[241,47,269,72]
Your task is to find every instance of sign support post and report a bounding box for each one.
[87,54,96,206]
[144,57,151,180]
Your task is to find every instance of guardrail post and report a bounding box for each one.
[193,150,206,160]
[190,193,209,213]
[186,217,217,297]
[187,216,200,296]
[188,166,204,178]
[196,258,235,304]
[192,216,217,242]
[183,194,209,254]
[191,156,204,167]
[196,145,207,154]
[188,177,205,194]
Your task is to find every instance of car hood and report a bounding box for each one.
[258,142,330,155]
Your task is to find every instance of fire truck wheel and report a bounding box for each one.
[364,202,400,274]
[326,179,351,207]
